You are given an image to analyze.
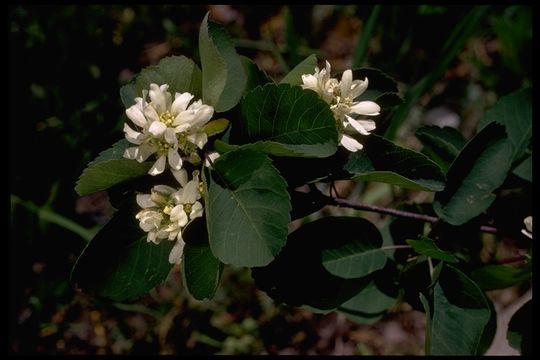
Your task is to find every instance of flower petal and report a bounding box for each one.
[340,134,363,152]
[340,70,352,99]
[137,143,157,162]
[126,106,147,128]
[168,239,185,264]
[147,231,157,243]
[179,180,200,204]
[164,128,178,145]
[349,77,369,99]
[143,104,160,123]
[524,216,532,233]
[301,74,318,89]
[154,184,177,195]
[190,201,204,219]
[173,110,196,127]
[124,146,139,160]
[187,132,208,149]
[346,116,374,136]
[174,208,188,227]
[136,194,157,208]
[168,148,183,170]
[148,121,167,137]
[149,155,167,175]
[171,92,194,115]
[171,168,188,187]
[349,101,380,116]
[123,123,144,144]
[190,106,214,128]
[149,83,168,114]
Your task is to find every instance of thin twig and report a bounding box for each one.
[380,245,412,251]
[329,196,498,234]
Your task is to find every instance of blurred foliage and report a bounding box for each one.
[9,4,531,354]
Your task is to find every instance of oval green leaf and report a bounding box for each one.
[430,264,491,355]
[433,122,512,225]
[75,139,152,196]
[321,217,387,279]
[70,201,174,301]
[234,83,338,157]
[345,134,446,191]
[120,55,202,108]
[199,12,247,112]
[203,147,291,267]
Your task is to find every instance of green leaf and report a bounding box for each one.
[433,123,512,225]
[477,88,532,160]
[507,299,532,355]
[279,54,317,85]
[345,134,446,191]
[120,55,202,108]
[251,216,372,311]
[240,55,273,94]
[199,12,247,112]
[512,155,532,182]
[469,264,531,291]
[406,237,458,263]
[213,139,239,154]
[233,83,338,157]
[430,264,491,355]
[203,147,291,267]
[181,218,223,300]
[415,126,466,173]
[202,118,230,137]
[75,140,152,196]
[321,218,387,279]
[70,201,174,301]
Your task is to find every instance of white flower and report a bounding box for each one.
[301,61,381,152]
[521,216,532,239]
[123,83,215,175]
[135,169,205,264]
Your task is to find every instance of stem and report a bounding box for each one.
[11,194,97,242]
[427,257,434,279]
[330,196,498,234]
[380,245,412,251]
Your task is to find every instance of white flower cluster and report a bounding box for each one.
[135,169,204,264]
[122,83,221,264]
[123,83,214,175]
[301,61,381,152]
